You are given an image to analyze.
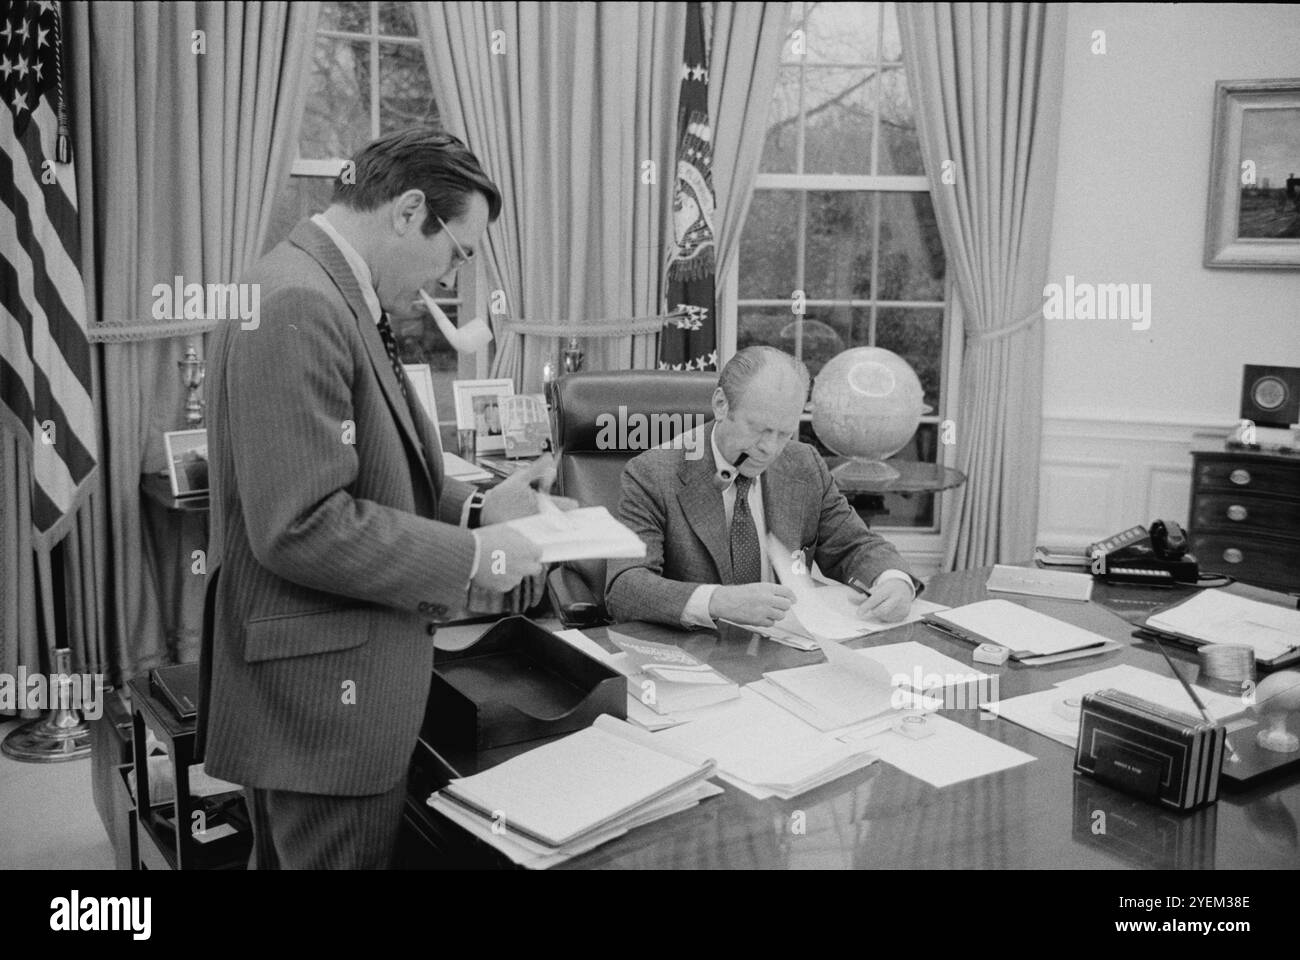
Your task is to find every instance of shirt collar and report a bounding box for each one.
[711,421,743,487]
[311,213,382,324]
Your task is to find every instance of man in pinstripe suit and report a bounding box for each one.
[199,128,558,869]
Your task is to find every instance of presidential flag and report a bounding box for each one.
[658,0,718,373]
[0,0,97,548]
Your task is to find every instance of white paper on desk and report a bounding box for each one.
[653,688,878,799]
[1147,591,1300,661]
[551,629,689,731]
[442,451,493,482]
[842,713,1035,788]
[1051,663,1251,723]
[860,641,997,708]
[985,687,1080,748]
[930,599,1112,658]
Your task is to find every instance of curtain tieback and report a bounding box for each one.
[966,308,1042,345]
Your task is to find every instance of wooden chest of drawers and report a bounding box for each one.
[1188,449,1300,592]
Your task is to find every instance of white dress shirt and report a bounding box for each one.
[311,214,481,578]
[680,427,914,628]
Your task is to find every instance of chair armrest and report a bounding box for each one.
[546,564,608,628]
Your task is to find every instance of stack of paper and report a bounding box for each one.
[986,564,1094,601]
[426,716,721,868]
[990,663,1255,748]
[924,599,1121,665]
[1144,591,1300,666]
[608,632,739,714]
[504,503,646,563]
[756,639,901,731]
[442,451,493,483]
[652,688,878,799]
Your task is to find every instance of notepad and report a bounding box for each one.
[1144,591,1300,665]
[924,599,1114,662]
[503,505,646,563]
[987,564,1094,601]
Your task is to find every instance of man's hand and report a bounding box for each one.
[471,525,544,593]
[708,583,797,627]
[480,454,578,525]
[856,578,912,623]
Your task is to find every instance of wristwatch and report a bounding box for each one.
[466,491,486,528]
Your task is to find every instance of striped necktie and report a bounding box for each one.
[729,473,762,584]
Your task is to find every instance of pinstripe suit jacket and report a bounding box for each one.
[199,220,476,796]
[605,421,919,627]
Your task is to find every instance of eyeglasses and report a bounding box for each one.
[435,214,474,268]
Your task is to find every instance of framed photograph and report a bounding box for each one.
[452,378,514,453]
[499,393,554,459]
[402,363,438,425]
[163,428,209,498]
[1204,78,1300,268]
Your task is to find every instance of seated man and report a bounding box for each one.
[606,346,921,630]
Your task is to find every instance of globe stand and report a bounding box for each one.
[830,457,900,484]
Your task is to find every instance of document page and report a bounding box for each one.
[504,505,646,562]
[1147,591,1300,660]
[931,599,1111,656]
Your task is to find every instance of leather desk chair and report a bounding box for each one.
[545,370,718,626]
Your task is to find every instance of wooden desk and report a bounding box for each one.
[407,569,1300,869]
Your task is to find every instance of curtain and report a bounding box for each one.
[0,1,320,688]
[898,3,1067,569]
[416,2,686,395]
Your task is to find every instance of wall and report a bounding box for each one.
[1039,2,1300,547]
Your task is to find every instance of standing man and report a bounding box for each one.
[605,346,920,629]
[199,128,553,868]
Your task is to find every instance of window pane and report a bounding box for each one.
[262,176,336,254]
[805,191,875,301]
[379,1,417,37]
[882,2,903,63]
[803,67,875,175]
[801,1,879,65]
[738,191,800,299]
[874,307,944,412]
[877,192,945,301]
[379,41,438,134]
[877,68,923,175]
[319,1,369,34]
[301,37,371,159]
[760,66,801,173]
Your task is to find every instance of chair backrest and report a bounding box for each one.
[547,370,718,597]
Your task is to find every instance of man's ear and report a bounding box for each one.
[391,189,427,235]
[711,387,728,421]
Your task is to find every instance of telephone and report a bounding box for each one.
[1088,520,1201,585]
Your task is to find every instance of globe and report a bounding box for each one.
[810,347,929,483]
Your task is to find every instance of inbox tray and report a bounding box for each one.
[425,616,625,752]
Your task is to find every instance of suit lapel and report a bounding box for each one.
[288,221,436,493]
[677,421,733,583]
[761,449,811,556]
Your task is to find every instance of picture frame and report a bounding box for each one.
[402,363,438,425]
[163,428,209,499]
[452,378,514,453]
[1204,78,1300,268]
[499,393,554,459]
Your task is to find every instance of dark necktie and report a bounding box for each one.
[375,311,410,403]
[730,473,762,584]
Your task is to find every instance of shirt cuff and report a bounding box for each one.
[682,584,719,629]
[872,568,916,599]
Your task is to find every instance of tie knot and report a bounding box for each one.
[733,472,753,493]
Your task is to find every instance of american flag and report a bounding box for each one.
[0,0,96,549]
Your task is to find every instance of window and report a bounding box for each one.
[262,1,488,444]
[737,1,955,533]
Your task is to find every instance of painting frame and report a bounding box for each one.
[452,378,514,453]
[1204,78,1300,269]
[163,428,209,499]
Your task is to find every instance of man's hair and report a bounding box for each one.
[718,346,810,408]
[331,126,502,235]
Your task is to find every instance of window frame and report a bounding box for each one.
[729,1,960,540]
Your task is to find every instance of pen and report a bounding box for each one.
[846,576,872,598]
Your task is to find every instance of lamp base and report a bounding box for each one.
[2,710,92,763]
[831,458,900,484]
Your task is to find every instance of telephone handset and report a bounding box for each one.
[1089,520,1201,584]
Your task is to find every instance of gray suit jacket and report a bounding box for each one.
[200,220,477,796]
[605,421,919,627]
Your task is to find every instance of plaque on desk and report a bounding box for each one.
[150,662,200,722]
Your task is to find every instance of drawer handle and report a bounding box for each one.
[1229,469,1251,486]
[1222,548,1243,564]
[1226,504,1248,522]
